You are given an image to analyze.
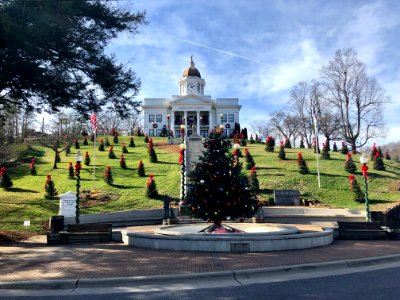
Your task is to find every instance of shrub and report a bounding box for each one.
[120,154,127,169]
[44,175,57,199]
[345,153,357,174]
[113,135,119,144]
[297,153,309,174]
[108,145,116,159]
[67,162,74,179]
[105,137,110,147]
[349,175,364,203]
[0,167,13,190]
[103,166,113,185]
[249,134,254,144]
[29,157,37,175]
[373,152,385,171]
[129,137,136,147]
[248,166,260,192]
[146,174,158,198]
[332,142,338,152]
[137,160,145,177]
[340,142,348,154]
[385,150,391,160]
[321,143,330,159]
[83,137,88,145]
[122,142,128,153]
[299,137,305,149]
[284,138,291,148]
[244,147,256,170]
[75,139,80,149]
[98,139,105,151]
[265,136,275,152]
[144,134,149,143]
[278,141,286,160]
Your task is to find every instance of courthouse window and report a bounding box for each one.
[228,114,234,122]
[156,114,162,122]
[149,114,154,122]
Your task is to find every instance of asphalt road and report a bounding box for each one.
[3,265,400,300]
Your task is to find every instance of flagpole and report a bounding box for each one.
[93,130,96,190]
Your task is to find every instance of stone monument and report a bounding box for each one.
[59,191,76,217]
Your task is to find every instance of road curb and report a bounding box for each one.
[1,254,400,290]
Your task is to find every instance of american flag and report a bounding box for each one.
[90,113,98,132]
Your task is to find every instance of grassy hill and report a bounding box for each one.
[0,136,399,232]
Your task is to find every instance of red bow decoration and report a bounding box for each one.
[233,149,237,156]
[251,166,256,175]
[44,175,51,189]
[347,153,352,159]
[178,150,183,165]
[147,175,154,188]
[361,164,368,180]
[0,167,6,177]
[244,147,249,156]
[85,151,89,158]
[348,175,355,190]
[374,152,379,158]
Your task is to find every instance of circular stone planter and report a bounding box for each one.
[124,223,334,252]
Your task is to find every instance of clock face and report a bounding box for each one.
[187,82,196,92]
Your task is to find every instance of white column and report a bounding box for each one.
[196,111,200,135]
[171,111,175,137]
[184,111,188,137]
[209,110,213,131]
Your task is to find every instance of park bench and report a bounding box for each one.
[337,221,387,240]
[63,223,113,243]
[274,190,300,206]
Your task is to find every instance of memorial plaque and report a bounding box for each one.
[59,191,76,217]
[274,190,300,206]
[230,243,250,253]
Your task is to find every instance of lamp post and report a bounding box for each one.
[179,143,187,205]
[360,153,370,222]
[75,150,83,224]
[180,124,186,142]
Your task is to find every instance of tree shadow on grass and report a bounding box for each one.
[369,199,393,204]
[7,187,40,193]
[111,184,140,189]
[317,172,349,178]
[256,167,282,171]
[154,161,176,165]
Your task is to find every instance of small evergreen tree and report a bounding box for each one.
[0,167,13,190]
[340,142,348,154]
[84,151,90,166]
[98,139,105,151]
[345,153,357,174]
[90,134,95,142]
[67,162,74,179]
[83,137,88,145]
[265,136,275,152]
[377,146,383,158]
[321,143,330,159]
[148,143,158,162]
[370,143,378,160]
[145,174,158,198]
[278,141,286,160]
[249,134,254,144]
[240,134,247,147]
[349,175,364,203]
[44,175,57,199]
[248,166,260,192]
[147,138,154,153]
[284,138,291,148]
[103,166,113,185]
[244,148,256,170]
[120,154,127,169]
[144,134,149,143]
[385,150,391,160]
[137,160,145,177]
[373,152,385,171]
[29,157,37,175]
[255,134,259,143]
[297,153,309,174]
[332,142,338,152]
[122,142,128,153]
[129,137,136,147]
[105,137,110,147]
[113,134,119,144]
[299,137,305,149]
[108,145,116,159]
[74,139,80,149]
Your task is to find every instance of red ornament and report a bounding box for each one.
[348,175,355,190]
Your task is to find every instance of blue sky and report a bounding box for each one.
[107,0,400,144]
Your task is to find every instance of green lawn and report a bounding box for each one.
[1,137,399,233]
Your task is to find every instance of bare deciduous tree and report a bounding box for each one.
[321,48,390,151]
[249,120,271,141]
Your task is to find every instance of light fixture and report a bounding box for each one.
[233,143,241,150]
[180,143,187,150]
[75,151,83,163]
[360,153,369,164]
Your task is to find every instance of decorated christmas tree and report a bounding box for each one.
[105,137,110,147]
[284,138,291,148]
[148,142,158,162]
[145,174,158,198]
[108,145,116,159]
[321,143,330,159]
[299,137,305,149]
[278,141,286,160]
[0,167,13,190]
[187,137,259,226]
[84,151,90,166]
[44,175,57,199]
[122,142,128,153]
[147,138,154,153]
[29,157,37,175]
[244,147,256,170]
[370,143,377,160]
[137,160,145,177]
[113,134,119,144]
[385,150,391,160]
[265,136,275,152]
[75,139,80,149]
[240,134,247,147]
[345,153,357,174]
[144,134,149,143]
[332,142,338,152]
[297,153,309,174]
[249,134,255,144]
[349,175,364,203]
[120,154,127,169]
[83,137,88,145]
[377,146,383,158]
[373,152,385,171]
[67,162,74,179]
[340,142,348,154]
[98,139,105,151]
[103,166,113,185]
[248,166,260,192]
[129,137,136,147]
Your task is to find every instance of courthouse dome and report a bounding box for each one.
[182,56,201,78]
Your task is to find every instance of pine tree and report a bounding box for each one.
[75,139,80,149]
[149,145,158,163]
[137,160,145,177]
[321,143,330,159]
[244,148,256,170]
[249,134,254,144]
[265,136,275,152]
[108,145,116,159]
[297,153,309,174]
[147,138,154,153]
[44,175,57,199]
[145,174,158,198]
[377,146,383,158]
[345,153,357,174]
[332,142,338,152]
[240,134,247,147]
[29,157,37,175]
[349,176,364,203]
[129,137,136,147]
[105,137,110,147]
[278,141,286,160]
[144,134,149,143]
[98,139,105,151]
[84,151,90,166]
[385,150,391,160]
[248,166,260,192]
[284,138,291,148]
[122,142,128,153]
[373,152,385,171]
[103,166,113,185]
[255,134,259,143]
[187,137,259,225]
[113,134,119,144]
[0,167,13,190]
[120,154,127,169]
[67,162,74,179]
[83,137,88,145]
[299,137,305,149]
[340,142,349,154]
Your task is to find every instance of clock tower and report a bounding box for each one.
[179,56,206,96]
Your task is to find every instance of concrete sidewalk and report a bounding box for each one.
[1,227,400,288]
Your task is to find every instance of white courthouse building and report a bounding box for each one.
[141,57,241,138]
